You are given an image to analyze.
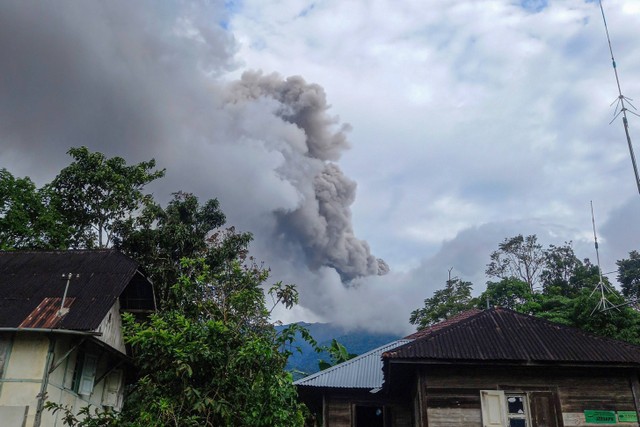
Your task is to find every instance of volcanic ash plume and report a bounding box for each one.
[227,71,388,280]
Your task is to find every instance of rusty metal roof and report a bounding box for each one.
[385,308,640,365]
[0,250,145,331]
[294,339,412,389]
[404,308,482,340]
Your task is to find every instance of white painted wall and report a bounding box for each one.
[94,301,126,354]
[0,319,128,426]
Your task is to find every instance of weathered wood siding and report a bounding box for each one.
[390,403,412,427]
[418,366,639,427]
[325,398,351,427]
[94,300,126,354]
[323,396,412,427]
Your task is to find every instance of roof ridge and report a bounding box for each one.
[406,308,485,342]
[404,308,482,340]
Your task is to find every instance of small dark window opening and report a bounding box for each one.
[71,353,84,392]
[355,405,384,427]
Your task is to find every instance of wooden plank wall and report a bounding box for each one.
[420,366,638,427]
[321,367,640,427]
[324,398,413,427]
[390,403,412,427]
[325,399,351,427]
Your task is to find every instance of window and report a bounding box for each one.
[102,369,123,408]
[480,390,559,427]
[505,394,529,427]
[481,390,507,427]
[72,352,98,396]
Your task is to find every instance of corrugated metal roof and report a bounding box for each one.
[294,339,412,389]
[0,250,144,331]
[404,308,482,340]
[385,308,640,365]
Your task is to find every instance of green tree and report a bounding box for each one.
[113,192,251,306]
[318,339,357,371]
[122,258,306,427]
[477,278,532,311]
[51,146,165,248]
[540,242,601,299]
[540,242,581,295]
[0,169,71,250]
[532,287,640,344]
[617,250,640,298]
[410,276,475,329]
[486,234,545,293]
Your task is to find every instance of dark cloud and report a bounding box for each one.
[0,1,233,178]
[599,197,640,266]
[0,1,385,290]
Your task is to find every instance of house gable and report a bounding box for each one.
[0,250,154,333]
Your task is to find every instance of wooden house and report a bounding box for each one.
[0,250,155,427]
[296,308,640,427]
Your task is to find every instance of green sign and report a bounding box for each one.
[618,411,638,423]
[584,410,617,424]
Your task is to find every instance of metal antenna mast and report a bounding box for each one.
[589,201,617,314]
[599,0,640,196]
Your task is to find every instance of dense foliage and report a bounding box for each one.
[0,169,70,249]
[409,277,474,328]
[618,250,640,299]
[121,259,306,427]
[51,147,165,248]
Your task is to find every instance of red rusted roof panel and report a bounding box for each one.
[19,297,75,328]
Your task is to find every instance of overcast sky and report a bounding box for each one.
[1,0,639,334]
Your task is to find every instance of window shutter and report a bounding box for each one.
[529,392,560,427]
[78,354,98,396]
[101,369,123,407]
[480,390,507,427]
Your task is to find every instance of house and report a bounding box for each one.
[0,250,155,427]
[295,308,640,427]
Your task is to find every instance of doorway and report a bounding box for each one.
[355,405,384,427]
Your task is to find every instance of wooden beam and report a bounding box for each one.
[629,373,640,424]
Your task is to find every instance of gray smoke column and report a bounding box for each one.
[0,1,386,284]
[228,71,388,280]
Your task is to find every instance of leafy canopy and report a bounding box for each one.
[122,258,306,427]
[617,250,640,299]
[409,277,474,329]
[0,169,70,250]
[51,146,165,248]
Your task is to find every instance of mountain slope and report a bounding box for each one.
[277,322,400,379]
